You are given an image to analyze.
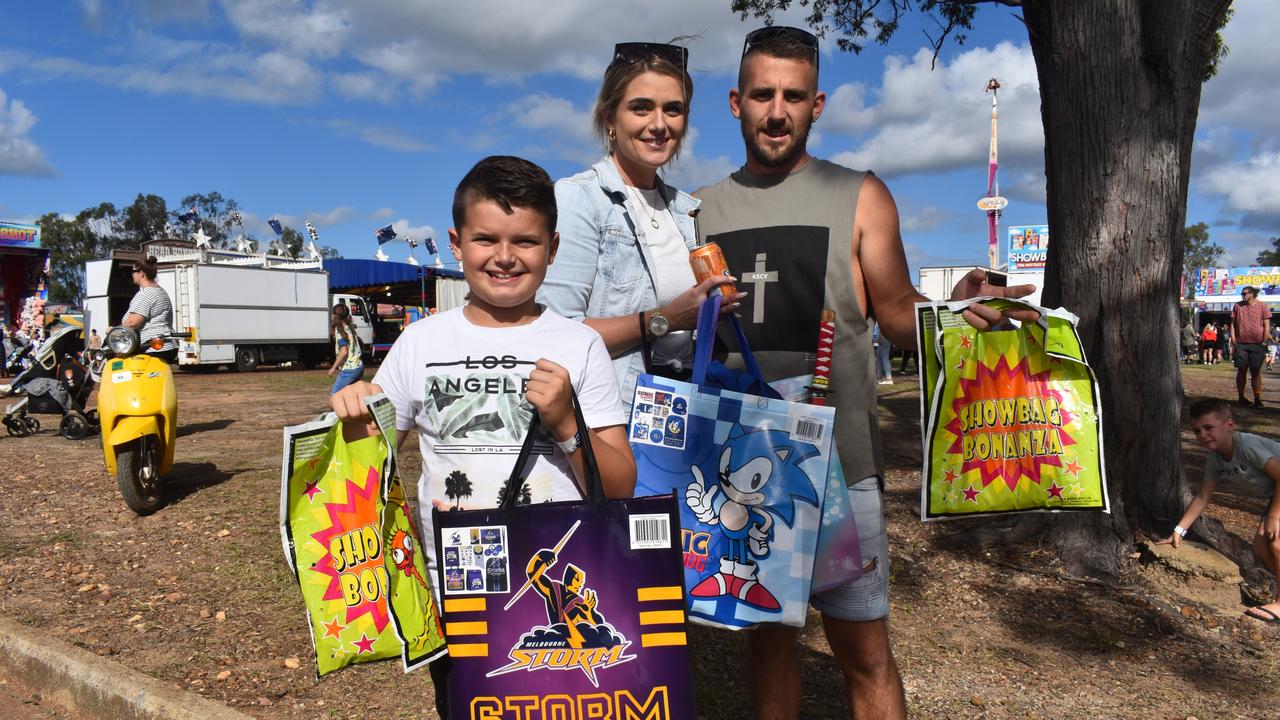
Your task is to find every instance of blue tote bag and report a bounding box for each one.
[630,297,837,629]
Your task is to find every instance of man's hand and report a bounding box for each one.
[662,276,744,332]
[1154,533,1183,549]
[526,359,576,442]
[949,268,1040,330]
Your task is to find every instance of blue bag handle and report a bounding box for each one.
[691,294,771,392]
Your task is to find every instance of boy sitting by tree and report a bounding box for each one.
[1160,398,1280,622]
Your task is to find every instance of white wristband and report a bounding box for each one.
[1174,525,1188,538]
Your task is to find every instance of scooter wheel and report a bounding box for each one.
[60,411,91,440]
[117,441,163,515]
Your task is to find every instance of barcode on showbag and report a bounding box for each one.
[629,514,671,550]
[793,416,826,444]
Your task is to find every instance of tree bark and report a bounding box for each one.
[1022,0,1232,576]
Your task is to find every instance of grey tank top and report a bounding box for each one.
[695,159,883,482]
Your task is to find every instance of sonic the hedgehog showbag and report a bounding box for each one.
[434,393,695,719]
[630,298,837,630]
[280,395,447,676]
[915,298,1109,521]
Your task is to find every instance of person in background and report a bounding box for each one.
[1181,320,1199,365]
[1232,286,1270,408]
[122,256,177,364]
[326,303,364,396]
[540,40,742,408]
[1201,322,1218,365]
[874,322,892,385]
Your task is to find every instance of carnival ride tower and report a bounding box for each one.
[978,78,1008,269]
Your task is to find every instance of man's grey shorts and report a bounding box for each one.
[810,476,890,622]
[1236,342,1267,371]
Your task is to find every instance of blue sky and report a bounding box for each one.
[1,1,1276,279]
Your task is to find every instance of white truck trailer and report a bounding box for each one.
[85,247,374,371]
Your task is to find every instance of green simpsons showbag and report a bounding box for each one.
[280,395,447,676]
[915,298,1109,520]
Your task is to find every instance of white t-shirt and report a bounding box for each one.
[1205,431,1280,497]
[372,306,627,583]
[635,186,696,305]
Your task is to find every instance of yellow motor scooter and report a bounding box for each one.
[96,327,182,515]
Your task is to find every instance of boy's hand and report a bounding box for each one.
[1155,533,1183,549]
[526,359,575,442]
[330,381,382,435]
[1261,515,1280,541]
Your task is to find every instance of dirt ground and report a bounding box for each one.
[1,361,1278,719]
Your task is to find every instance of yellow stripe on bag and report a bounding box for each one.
[636,586,683,602]
[638,610,685,626]
[447,643,489,657]
[641,632,687,647]
[445,621,488,636]
[444,597,487,613]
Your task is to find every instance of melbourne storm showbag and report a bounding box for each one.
[434,396,695,719]
[280,395,447,676]
[631,297,836,629]
[915,298,1109,520]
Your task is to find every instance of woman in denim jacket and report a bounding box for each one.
[539,42,743,407]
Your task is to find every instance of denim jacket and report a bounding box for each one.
[538,155,701,407]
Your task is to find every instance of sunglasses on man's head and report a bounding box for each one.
[742,25,820,73]
[611,42,688,71]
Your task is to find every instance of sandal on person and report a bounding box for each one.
[1244,606,1280,623]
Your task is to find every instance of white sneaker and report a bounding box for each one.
[877,378,893,385]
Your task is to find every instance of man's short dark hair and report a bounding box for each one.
[451,156,556,235]
[1188,397,1232,421]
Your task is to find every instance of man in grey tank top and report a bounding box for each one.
[696,26,1037,719]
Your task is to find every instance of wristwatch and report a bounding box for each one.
[647,308,670,339]
[556,431,582,454]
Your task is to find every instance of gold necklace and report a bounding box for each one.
[628,185,662,230]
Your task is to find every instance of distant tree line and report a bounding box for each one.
[37,191,340,304]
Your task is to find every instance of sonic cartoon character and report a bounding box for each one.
[389,529,429,590]
[685,424,821,610]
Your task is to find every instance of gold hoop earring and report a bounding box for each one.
[608,127,616,144]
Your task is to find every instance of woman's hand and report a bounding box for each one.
[525,359,576,441]
[663,276,746,332]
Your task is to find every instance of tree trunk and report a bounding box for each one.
[1021,0,1233,576]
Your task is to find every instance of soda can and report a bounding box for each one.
[689,242,737,297]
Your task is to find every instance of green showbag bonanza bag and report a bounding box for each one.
[915,297,1109,521]
[280,394,447,676]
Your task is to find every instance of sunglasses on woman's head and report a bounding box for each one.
[742,25,820,73]
[611,42,688,72]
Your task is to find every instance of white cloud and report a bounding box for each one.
[221,0,352,59]
[1198,2,1280,136]
[370,207,395,220]
[80,0,104,30]
[664,127,737,191]
[325,119,429,152]
[824,42,1043,179]
[1220,230,1275,267]
[306,206,357,227]
[0,88,55,177]
[902,205,951,233]
[1200,152,1280,229]
[502,92,598,166]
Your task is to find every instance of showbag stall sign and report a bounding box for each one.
[1007,224,1049,271]
[1194,266,1280,302]
[0,221,39,248]
[915,298,1109,520]
[280,395,447,676]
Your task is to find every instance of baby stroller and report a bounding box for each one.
[3,324,100,439]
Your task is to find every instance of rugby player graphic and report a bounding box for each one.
[487,523,634,686]
[684,424,822,610]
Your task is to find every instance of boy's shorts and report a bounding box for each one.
[810,476,890,622]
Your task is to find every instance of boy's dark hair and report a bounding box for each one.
[451,156,556,235]
[1188,397,1232,421]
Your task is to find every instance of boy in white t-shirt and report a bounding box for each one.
[330,156,636,715]
[1159,398,1280,622]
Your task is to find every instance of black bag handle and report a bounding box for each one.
[500,388,605,509]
